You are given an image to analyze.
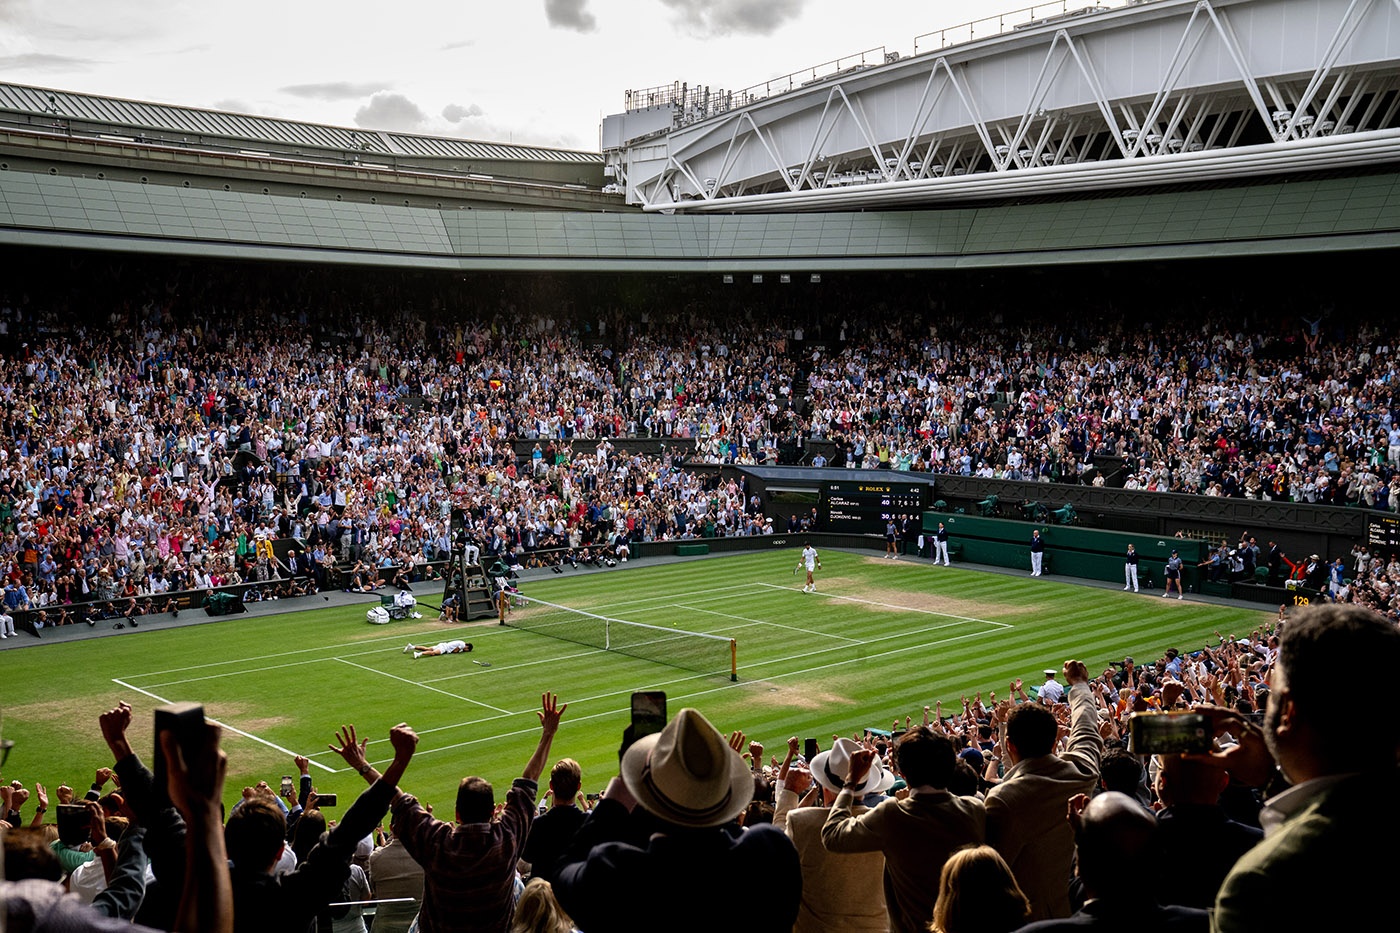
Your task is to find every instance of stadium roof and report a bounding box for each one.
[0,82,601,167]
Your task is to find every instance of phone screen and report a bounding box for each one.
[280,775,294,797]
[1128,712,1212,755]
[803,738,819,761]
[630,691,667,739]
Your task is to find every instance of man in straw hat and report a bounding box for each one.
[554,708,801,932]
[820,727,985,933]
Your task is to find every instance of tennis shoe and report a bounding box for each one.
[403,643,413,653]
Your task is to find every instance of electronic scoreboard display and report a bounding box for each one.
[1368,514,1400,553]
[818,480,930,534]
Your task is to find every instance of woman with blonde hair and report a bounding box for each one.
[929,845,1030,933]
[510,877,578,933]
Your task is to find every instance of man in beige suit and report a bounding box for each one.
[985,659,1103,921]
[822,728,985,933]
[775,738,891,933]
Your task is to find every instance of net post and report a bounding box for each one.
[730,638,738,682]
[606,619,611,651]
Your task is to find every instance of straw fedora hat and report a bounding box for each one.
[620,708,754,829]
[809,737,896,796]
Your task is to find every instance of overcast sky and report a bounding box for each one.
[1,0,1086,152]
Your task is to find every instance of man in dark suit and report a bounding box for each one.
[1266,540,1284,585]
[1014,792,1207,932]
[1210,604,1400,932]
[521,758,587,884]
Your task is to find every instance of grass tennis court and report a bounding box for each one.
[0,549,1269,813]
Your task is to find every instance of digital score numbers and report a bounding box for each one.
[819,480,929,535]
[1368,514,1400,553]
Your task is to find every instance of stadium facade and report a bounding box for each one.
[1,0,1398,271]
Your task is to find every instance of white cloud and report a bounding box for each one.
[544,0,597,32]
[354,92,430,133]
[282,81,387,101]
[658,0,806,36]
[442,102,485,123]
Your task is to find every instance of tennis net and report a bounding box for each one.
[504,595,738,681]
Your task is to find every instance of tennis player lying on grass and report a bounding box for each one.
[403,639,473,659]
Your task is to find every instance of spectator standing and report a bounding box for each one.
[985,660,1103,922]
[520,758,587,884]
[1211,604,1400,932]
[390,693,565,933]
[554,708,801,933]
[1150,755,1261,910]
[775,737,891,933]
[367,823,424,933]
[821,728,985,933]
[1014,792,1208,932]
[930,845,1030,933]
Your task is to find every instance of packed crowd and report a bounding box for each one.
[1,257,1397,630]
[2,603,1393,932]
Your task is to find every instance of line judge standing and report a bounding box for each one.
[1030,529,1045,577]
[934,521,951,566]
[1124,543,1140,592]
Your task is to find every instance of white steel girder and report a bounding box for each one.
[601,0,1400,212]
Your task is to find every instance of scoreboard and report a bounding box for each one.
[819,480,929,535]
[1368,514,1400,553]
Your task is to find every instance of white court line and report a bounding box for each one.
[111,678,337,772]
[564,582,760,612]
[141,646,395,689]
[418,646,604,684]
[334,658,512,715]
[121,624,425,675]
[753,582,1014,628]
[678,605,862,643]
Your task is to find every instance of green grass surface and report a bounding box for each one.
[0,550,1268,814]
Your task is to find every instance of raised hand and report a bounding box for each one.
[538,693,566,735]
[1064,659,1089,685]
[294,755,310,774]
[729,730,747,755]
[388,723,418,761]
[328,724,370,772]
[86,799,108,845]
[99,701,135,758]
[846,747,876,788]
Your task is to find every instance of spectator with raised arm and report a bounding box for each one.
[1,707,232,933]
[774,736,890,933]
[820,729,984,933]
[389,692,566,933]
[985,659,1104,922]
[226,721,417,933]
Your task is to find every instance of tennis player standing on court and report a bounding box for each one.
[799,541,822,593]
